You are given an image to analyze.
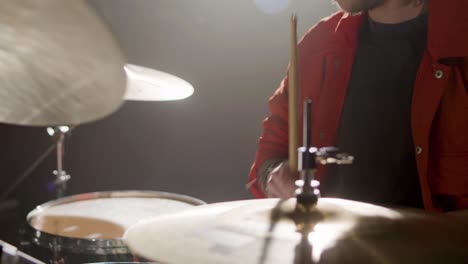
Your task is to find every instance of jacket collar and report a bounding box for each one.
[333,12,365,47]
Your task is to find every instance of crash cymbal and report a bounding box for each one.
[0,0,126,126]
[124,64,194,101]
[447,209,468,220]
[124,198,468,264]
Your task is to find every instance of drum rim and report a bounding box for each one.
[26,190,206,254]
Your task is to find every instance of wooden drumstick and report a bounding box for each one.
[288,14,300,173]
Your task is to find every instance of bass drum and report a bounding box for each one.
[22,191,205,264]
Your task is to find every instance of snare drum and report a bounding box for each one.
[23,191,205,264]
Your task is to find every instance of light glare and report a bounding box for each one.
[255,0,290,14]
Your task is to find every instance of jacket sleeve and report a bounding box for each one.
[248,75,290,198]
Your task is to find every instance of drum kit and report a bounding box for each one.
[0,1,467,264]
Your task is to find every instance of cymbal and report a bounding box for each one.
[447,209,468,219]
[0,0,126,126]
[124,64,194,101]
[124,198,468,264]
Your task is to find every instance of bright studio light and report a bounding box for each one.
[255,0,290,14]
[124,64,194,101]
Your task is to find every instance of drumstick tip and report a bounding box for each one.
[292,13,299,23]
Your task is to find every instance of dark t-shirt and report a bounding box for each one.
[323,14,428,208]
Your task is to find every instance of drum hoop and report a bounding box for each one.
[26,190,206,253]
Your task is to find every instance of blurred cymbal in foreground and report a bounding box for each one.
[124,64,194,101]
[124,198,468,264]
[0,0,126,126]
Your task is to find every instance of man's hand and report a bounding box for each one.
[265,161,299,199]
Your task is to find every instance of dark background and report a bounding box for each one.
[0,0,335,244]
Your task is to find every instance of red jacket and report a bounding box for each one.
[249,0,468,212]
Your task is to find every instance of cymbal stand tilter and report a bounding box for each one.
[294,100,354,213]
[258,100,354,264]
[46,126,71,199]
[291,100,353,264]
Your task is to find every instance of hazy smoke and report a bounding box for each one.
[255,0,290,14]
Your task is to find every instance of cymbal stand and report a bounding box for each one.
[295,100,319,212]
[0,128,74,203]
[291,100,353,264]
[47,126,71,199]
[294,100,354,213]
[1,240,45,264]
[258,100,354,264]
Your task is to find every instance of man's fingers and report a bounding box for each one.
[267,176,296,199]
[265,161,299,199]
[266,178,282,198]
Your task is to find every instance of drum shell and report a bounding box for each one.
[21,231,138,263]
[22,190,205,263]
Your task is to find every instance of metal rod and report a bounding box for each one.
[55,132,66,199]
[303,100,312,192]
[53,127,71,199]
[56,133,64,173]
[1,240,46,264]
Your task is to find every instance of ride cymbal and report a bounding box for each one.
[124,198,468,264]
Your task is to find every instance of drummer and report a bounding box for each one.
[249,0,468,211]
